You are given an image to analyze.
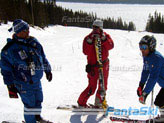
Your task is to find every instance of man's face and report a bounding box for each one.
[92,25,101,34]
[139,44,150,57]
[16,29,29,39]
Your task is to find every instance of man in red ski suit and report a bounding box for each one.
[77,19,114,108]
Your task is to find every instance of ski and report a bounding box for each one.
[109,116,159,123]
[57,104,131,117]
[2,121,53,123]
[2,122,16,123]
[94,34,107,109]
[1,121,25,123]
[57,104,129,117]
[57,104,105,113]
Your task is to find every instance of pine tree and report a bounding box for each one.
[146,11,164,33]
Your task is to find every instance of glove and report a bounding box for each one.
[7,85,18,98]
[86,64,92,73]
[46,72,52,82]
[93,34,100,40]
[139,92,148,104]
[137,82,145,97]
[86,37,93,44]
[101,33,107,41]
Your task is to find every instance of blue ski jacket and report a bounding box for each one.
[140,51,164,94]
[0,35,51,87]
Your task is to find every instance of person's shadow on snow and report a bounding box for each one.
[70,114,83,123]
[85,115,98,123]
[70,114,105,123]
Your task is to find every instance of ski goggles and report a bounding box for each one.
[139,44,148,50]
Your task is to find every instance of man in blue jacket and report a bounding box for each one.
[0,19,52,123]
[137,35,164,122]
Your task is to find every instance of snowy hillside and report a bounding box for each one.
[0,23,164,122]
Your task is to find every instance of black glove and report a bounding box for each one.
[86,64,92,73]
[7,84,18,98]
[46,72,52,82]
[137,82,145,97]
[139,92,148,104]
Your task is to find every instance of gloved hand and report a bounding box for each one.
[101,33,107,41]
[137,82,145,97]
[46,72,52,82]
[7,84,18,98]
[93,34,101,40]
[86,64,92,73]
[86,37,93,44]
[139,92,148,104]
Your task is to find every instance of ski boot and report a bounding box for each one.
[154,108,164,122]
[77,101,91,108]
[35,115,53,123]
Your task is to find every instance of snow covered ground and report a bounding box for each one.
[0,23,164,122]
[57,2,164,31]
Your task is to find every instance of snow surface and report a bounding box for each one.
[0,23,164,122]
[57,2,164,31]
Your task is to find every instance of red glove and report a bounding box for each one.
[137,86,143,96]
[137,82,145,97]
[139,92,148,104]
[7,85,18,98]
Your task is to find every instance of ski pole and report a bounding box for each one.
[149,89,154,123]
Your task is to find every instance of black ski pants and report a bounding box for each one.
[154,88,164,108]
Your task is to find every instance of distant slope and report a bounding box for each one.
[56,0,164,4]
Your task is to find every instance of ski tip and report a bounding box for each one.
[2,121,23,123]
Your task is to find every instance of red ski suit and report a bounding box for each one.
[78,31,114,106]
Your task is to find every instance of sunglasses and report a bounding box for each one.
[139,44,148,50]
[93,26,100,29]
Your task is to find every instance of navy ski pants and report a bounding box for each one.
[15,82,43,123]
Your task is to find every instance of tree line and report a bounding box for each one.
[58,0,164,4]
[0,0,136,31]
[146,11,164,33]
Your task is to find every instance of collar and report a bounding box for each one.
[13,34,27,43]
